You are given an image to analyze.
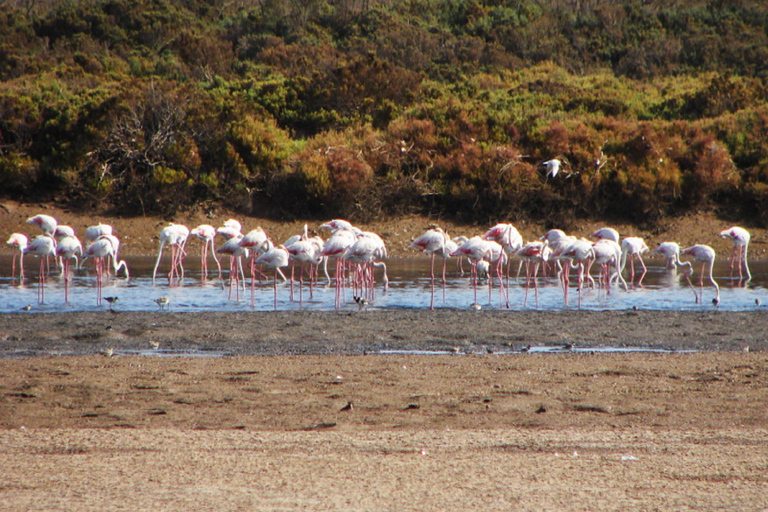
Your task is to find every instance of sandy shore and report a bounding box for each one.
[1,310,767,510]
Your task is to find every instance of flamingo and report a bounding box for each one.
[83,237,125,306]
[410,226,449,309]
[55,235,83,303]
[558,238,594,308]
[217,235,249,301]
[190,224,222,280]
[99,234,129,278]
[152,223,189,284]
[23,235,56,303]
[652,242,686,271]
[516,241,551,307]
[85,223,113,243]
[26,214,58,235]
[451,236,506,307]
[591,239,627,293]
[53,225,76,238]
[239,227,274,303]
[321,226,357,308]
[344,232,388,303]
[7,233,28,282]
[620,236,649,285]
[286,226,324,306]
[681,245,719,304]
[541,229,576,276]
[592,227,620,243]
[216,219,242,241]
[255,244,289,310]
[482,223,523,281]
[719,226,751,281]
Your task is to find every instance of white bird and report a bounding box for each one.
[255,244,290,310]
[719,226,751,281]
[24,235,56,303]
[542,159,562,179]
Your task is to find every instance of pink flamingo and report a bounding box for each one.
[482,223,523,281]
[152,223,189,284]
[216,219,243,241]
[516,241,551,307]
[83,238,114,306]
[217,235,249,301]
[410,226,449,309]
[620,236,649,286]
[85,223,113,243]
[558,239,594,308]
[55,235,83,303]
[255,244,289,310]
[23,235,56,304]
[591,239,626,293]
[344,233,388,303]
[239,227,273,304]
[451,236,507,307]
[592,227,620,243]
[321,226,357,308]
[190,224,222,280]
[540,229,575,276]
[681,245,719,304]
[652,242,686,271]
[286,226,324,306]
[7,233,28,282]
[26,214,58,235]
[719,226,751,281]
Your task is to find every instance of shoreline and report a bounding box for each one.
[1,309,764,357]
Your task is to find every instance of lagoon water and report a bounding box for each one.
[1,256,766,313]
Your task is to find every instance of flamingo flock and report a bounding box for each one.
[2,212,756,311]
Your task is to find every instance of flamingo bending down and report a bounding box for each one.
[24,235,56,303]
[558,239,595,308]
[85,223,113,243]
[482,222,524,281]
[255,244,289,310]
[27,214,58,235]
[217,235,249,301]
[516,241,551,307]
[344,232,388,303]
[681,245,719,304]
[620,236,649,285]
[451,236,507,307]
[152,223,189,284]
[410,226,449,309]
[652,242,687,271]
[321,226,357,308]
[55,235,83,303]
[190,224,222,281]
[591,239,627,293]
[83,237,127,305]
[286,226,325,306]
[7,233,28,281]
[719,226,751,281]
[591,227,620,243]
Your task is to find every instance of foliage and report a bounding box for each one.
[1,0,768,226]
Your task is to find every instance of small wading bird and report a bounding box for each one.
[154,296,170,310]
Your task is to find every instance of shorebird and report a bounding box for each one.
[104,296,118,311]
[154,296,170,310]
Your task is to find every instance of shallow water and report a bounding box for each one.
[1,256,765,313]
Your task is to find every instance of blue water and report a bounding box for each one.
[1,256,765,313]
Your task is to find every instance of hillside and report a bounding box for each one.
[1,0,768,228]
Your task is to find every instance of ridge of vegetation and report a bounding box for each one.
[1,0,767,229]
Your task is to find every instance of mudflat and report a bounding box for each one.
[0,310,767,511]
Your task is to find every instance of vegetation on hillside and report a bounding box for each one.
[1,0,767,229]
